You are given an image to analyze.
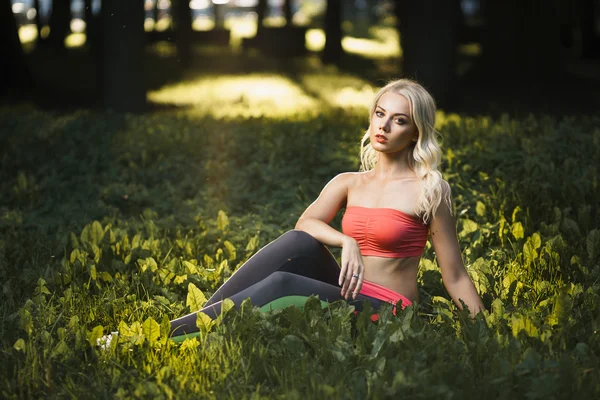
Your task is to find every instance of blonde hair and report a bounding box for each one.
[360,79,451,224]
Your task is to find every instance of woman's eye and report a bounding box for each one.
[375,111,383,117]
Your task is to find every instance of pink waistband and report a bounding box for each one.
[358,280,412,309]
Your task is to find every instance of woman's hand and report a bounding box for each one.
[339,236,365,300]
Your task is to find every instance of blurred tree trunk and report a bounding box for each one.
[84,0,98,50]
[480,0,562,80]
[322,0,343,64]
[394,0,460,107]
[580,0,600,58]
[33,0,44,44]
[101,0,146,112]
[47,0,71,53]
[172,0,193,65]
[0,0,31,95]
[256,0,267,36]
[283,0,293,25]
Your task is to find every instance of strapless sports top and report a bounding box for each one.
[341,206,429,258]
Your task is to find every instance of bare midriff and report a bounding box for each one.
[361,255,420,303]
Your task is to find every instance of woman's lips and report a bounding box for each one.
[375,134,388,143]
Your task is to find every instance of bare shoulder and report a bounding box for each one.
[330,171,364,187]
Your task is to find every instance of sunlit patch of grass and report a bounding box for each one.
[193,16,216,31]
[300,73,373,110]
[263,16,287,28]
[343,26,400,59]
[148,74,320,118]
[306,26,400,58]
[64,33,86,48]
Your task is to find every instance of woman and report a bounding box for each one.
[169,79,485,340]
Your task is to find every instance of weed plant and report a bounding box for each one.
[0,94,599,398]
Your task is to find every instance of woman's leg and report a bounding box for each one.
[170,271,386,337]
[204,230,341,307]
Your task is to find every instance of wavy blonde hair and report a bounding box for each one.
[360,79,451,224]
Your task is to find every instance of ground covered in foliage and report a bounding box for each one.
[1,70,599,398]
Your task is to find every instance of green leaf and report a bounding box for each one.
[586,229,600,263]
[196,312,214,332]
[13,338,26,352]
[143,317,160,344]
[223,240,236,261]
[88,325,104,347]
[91,221,104,245]
[174,274,188,285]
[245,235,259,252]
[186,282,207,312]
[221,298,235,314]
[511,222,524,240]
[511,315,539,338]
[217,210,229,231]
[183,260,198,275]
[460,219,478,235]
[561,218,581,239]
[476,201,486,217]
[512,206,522,223]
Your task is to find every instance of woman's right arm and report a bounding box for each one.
[294,172,353,247]
[295,173,365,299]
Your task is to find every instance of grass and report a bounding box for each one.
[1,47,600,398]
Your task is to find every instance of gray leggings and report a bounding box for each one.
[170,230,386,336]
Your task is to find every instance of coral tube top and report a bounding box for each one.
[341,206,429,258]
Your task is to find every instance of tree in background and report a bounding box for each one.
[172,0,193,65]
[47,0,71,53]
[0,0,31,95]
[101,0,146,112]
[394,0,461,107]
[479,0,562,81]
[322,0,343,64]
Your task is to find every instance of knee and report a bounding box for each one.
[263,271,296,292]
[278,229,322,252]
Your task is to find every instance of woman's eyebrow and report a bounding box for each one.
[376,105,409,118]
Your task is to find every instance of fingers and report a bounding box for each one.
[352,275,364,300]
[341,269,363,300]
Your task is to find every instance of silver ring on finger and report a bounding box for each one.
[352,273,359,279]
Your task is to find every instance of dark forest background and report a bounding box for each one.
[1,0,599,115]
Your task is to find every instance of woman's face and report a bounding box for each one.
[369,91,418,154]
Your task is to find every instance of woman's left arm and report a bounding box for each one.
[429,186,485,317]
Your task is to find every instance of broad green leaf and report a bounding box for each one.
[186,282,207,312]
[511,316,539,338]
[511,222,524,240]
[561,218,581,238]
[587,229,600,263]
[174,274,188,285]
[245,235,259,252]
[183,260,197,275]
[223,240,236,261]
[511,206,522,223]
[91,221,104,245]
[143,317,160,344]
[88,325,104,347]
[89,264,97,281]
[13,338,26,352]
[217,210,229,231]
[221,298,235,314]
[476,201,486,217]
[196,312,214,332]
[460,219,478,235]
